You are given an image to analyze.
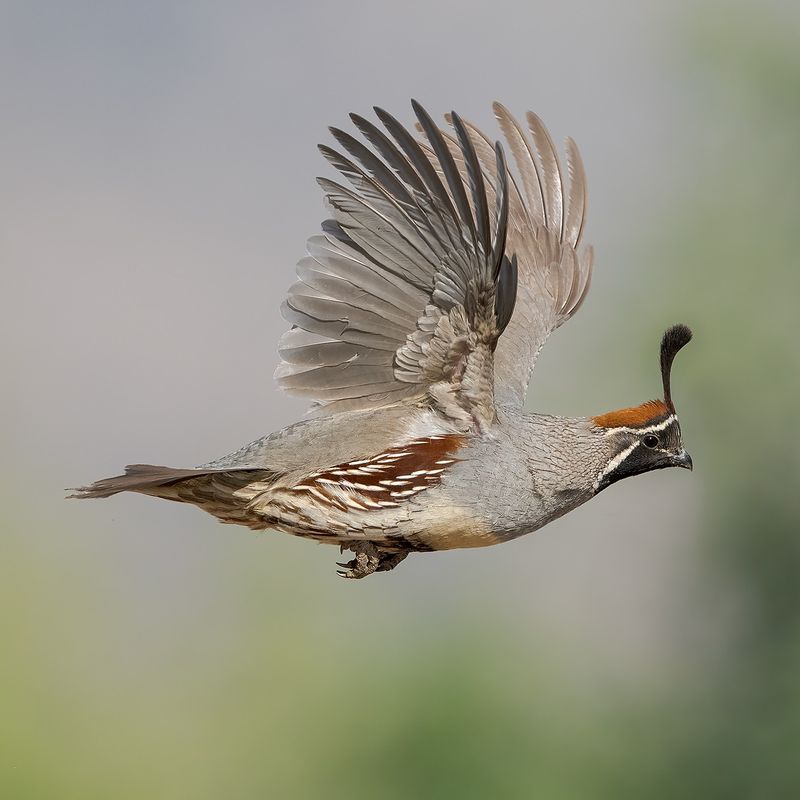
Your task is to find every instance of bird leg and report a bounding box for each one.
[336,542,408,579]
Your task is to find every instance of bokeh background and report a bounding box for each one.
[2,1,799,797]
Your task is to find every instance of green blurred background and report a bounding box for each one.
[2,1,799,797]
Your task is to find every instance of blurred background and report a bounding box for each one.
[2,1,799,796]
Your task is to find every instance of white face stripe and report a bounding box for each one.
[601,414,677,436]
[593,442,639,492]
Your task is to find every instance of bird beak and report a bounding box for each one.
[672,451,693,471]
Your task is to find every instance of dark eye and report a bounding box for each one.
[643,434,660,449]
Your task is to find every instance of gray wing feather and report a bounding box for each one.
[564,138,587,248]
[493,102,546,225]
[526,111,565,238]
[295,259,416,326]
[373,106,464,249]
[452,112,491,257]
[412,101,479,254]
[306,236,428,311]
[280,299,399,351]
[317,145,442,270]
[317,180,432,286]
[276,102,513,423]
[348,112,461,254]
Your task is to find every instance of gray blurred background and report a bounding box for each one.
[2,1,799,797]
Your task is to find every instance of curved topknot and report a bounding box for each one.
[592,325,692,430]
[660,324,692,410]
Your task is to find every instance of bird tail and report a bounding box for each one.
[67,464,214,499]
[68,462,280,529]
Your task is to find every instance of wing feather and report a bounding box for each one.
[318,142,443,267]
[349,113,460,254]
[276,101,588,416]
[317,179,433,287]
[421,105,594,407]
[493,102,545,225]
[564,137,587,248]
[306,236,428,311]
[412,100,478,255]
[294,260,415,329]
[526,111,565,238]
[451,112,491,259]
[276,102,515,426]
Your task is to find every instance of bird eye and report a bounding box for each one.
[643,434,660,448]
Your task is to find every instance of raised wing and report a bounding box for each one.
[415,104,594,407]
[275,101,516,431]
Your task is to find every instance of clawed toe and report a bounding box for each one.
[335,542,408,579]
[335,557,360,579]
[336,546,376,579]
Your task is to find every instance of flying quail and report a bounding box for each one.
[71,100,693,579]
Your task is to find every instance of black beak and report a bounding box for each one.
[672,451,693,471]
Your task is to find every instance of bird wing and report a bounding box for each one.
[275,101,516,430]
[415,103,594,408]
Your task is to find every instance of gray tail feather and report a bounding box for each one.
[67,464,213,499]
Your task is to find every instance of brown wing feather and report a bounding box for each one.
[285,434,466,511]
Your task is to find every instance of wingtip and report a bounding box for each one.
[412,100,436,131]
[491,100,509,119]
[349,111,368,129]
[525,109,547,129]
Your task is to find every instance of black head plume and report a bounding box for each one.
[660,324,692,410]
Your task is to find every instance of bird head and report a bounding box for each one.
[591,324,693,493]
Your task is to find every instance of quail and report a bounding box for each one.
[71,100,693,579]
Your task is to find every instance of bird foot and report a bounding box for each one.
[336,542,408,579]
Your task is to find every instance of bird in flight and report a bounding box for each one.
[72,100,693,579]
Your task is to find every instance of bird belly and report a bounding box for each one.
[225,472,497,551]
